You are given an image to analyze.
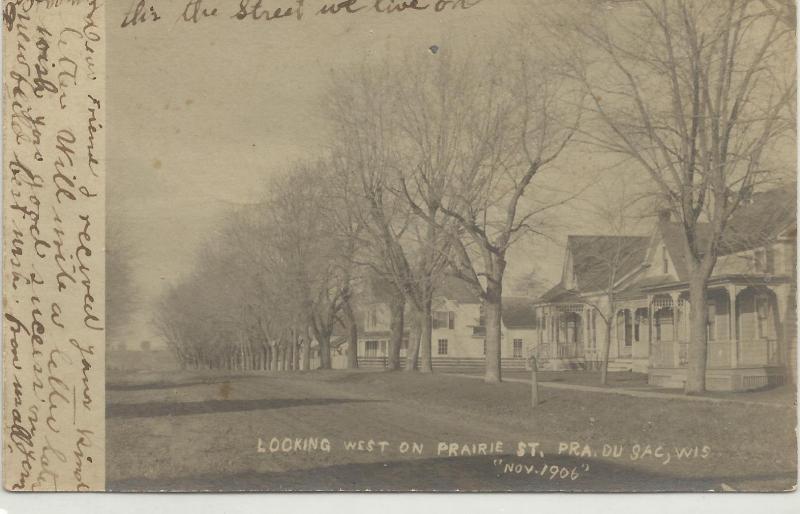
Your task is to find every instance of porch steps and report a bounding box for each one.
[607,359,634,372]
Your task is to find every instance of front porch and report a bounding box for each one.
[645,284,788,391]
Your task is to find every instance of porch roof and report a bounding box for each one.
[534,284,584,305]
[621,273,791,296]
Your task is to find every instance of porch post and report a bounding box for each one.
[670,292,680,367]
[647,295,654,368]
[727,284,738,368]
[611,308,617,360]
[583,307,590,359]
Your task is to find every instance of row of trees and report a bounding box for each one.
[157,47,581,382]
[154,0,794,392]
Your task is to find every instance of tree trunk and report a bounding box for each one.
[600,318,613,385]
[686,276,709,394]
[344,301,359,369]
[405,313,421,372]
[484,294,503,384]
[418,302,433,373]
[302,335,311,371]
[290,339,297,371]
[387,290,405,371]
[483,262,506,384]
[318,333,332,369]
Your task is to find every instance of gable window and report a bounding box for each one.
[661,246,669,274]
[513,339,523,358]
[433,311,455,330]
[437,339,449,356]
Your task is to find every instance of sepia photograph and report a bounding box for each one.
[2,0,798,497]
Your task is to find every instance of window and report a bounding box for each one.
[706,302,716,341]
[564,313,581,344]
[401,336,409,350]
[365,340,379,357]
[482,340,486,355]
[755,295,770,339]
[662,246,669,274]
[380,340,387,356]
[433,311,455,330]
[655,308,674,342]
[784,244,794,273]
[365,309,378,330]
[634,308,648,343]
[513,339,523,358]
[616,310,632,347]
[437,339,448,356]
[590,310,597,349]
[754,249,766,272]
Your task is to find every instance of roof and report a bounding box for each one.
[435,276,481,304]
[501,297,538,328]
[720,186,796,253]
[567,235,650,292]
[535,284,584,305]
[657,185,796,280]
[656,221,708,281]
[616,274,677,298]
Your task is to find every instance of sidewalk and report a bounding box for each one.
[453,373,792,408]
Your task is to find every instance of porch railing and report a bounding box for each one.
[740,339,781,367]
[536,342,582,361]
[652,339,781,368]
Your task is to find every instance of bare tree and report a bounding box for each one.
[326,64,453,373]
[553,0,795,392]
[396,51,579,383]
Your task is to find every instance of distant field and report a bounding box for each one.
[106,369,796,492]
[107,349,179,373]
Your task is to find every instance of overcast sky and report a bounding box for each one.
[107,0,795,347]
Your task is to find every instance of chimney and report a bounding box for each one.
[658,209,671,223]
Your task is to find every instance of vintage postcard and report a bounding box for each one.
[3,0,798,493]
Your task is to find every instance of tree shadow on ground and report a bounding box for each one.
[107,451,796,493]
[107,375,269,392]
[107,398,381,419]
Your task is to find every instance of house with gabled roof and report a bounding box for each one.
[356,277,538,370]
[533,235,651,371]
[533,186,797,391]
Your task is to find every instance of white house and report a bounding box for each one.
[533,186,796,391]
[356,278,538,371]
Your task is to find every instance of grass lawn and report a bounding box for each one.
[460,368,796,404]
[106,369,797,492]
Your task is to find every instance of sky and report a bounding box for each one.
[107,0,796,348]
[108,0,560,347]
